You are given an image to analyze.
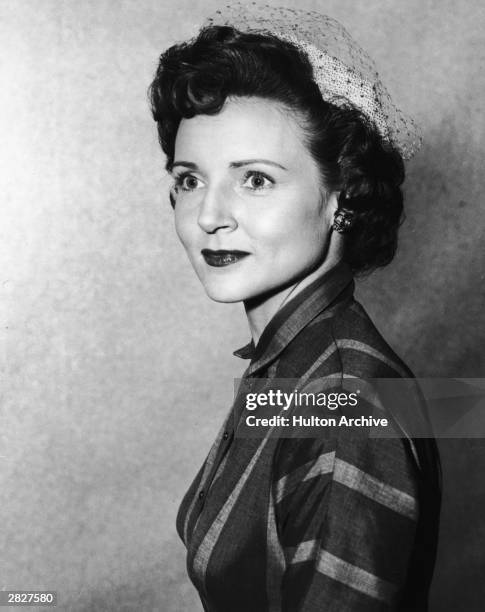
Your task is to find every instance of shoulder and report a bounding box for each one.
[278,296,414,380]
[331,298,414,379]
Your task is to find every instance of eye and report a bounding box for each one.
[241,170,274,191]
[173,172,203,193]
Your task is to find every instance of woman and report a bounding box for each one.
[149,5,441,611]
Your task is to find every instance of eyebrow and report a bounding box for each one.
[168,159,288,172]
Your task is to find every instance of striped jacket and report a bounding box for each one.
[176,261,441,611]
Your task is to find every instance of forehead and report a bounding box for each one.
[174,96,314,168]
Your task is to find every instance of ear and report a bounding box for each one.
[325,190,340,223]
[169,188,177,209]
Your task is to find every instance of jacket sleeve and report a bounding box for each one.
[272,430,420,611]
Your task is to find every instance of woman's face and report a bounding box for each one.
[170,96,335,303]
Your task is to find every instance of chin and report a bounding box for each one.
[201,277,260,304]
[203,284,248,303]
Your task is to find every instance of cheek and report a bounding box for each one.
[174,205,196,250]
[251,194,327,254]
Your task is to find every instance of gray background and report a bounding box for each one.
[1,0,484,610]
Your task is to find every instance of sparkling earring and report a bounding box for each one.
[333,208,353,233]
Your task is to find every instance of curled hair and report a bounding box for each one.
[148,25,405,275]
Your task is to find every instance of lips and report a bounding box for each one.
[201,249,250,267]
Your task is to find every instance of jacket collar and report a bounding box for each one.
[233,260,354,376]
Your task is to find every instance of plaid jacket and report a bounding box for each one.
[176,261,441,611]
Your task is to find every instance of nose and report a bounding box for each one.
[197,183,237,234]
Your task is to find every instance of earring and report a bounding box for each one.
[333,208,353,233]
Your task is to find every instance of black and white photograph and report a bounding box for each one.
[1,1,484,610]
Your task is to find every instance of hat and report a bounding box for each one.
[205,3,422,160]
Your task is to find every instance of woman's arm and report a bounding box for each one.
[273,432,420,611]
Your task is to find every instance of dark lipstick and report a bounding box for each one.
[201,249,250,267]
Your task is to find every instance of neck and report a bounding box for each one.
[244,252,343,346]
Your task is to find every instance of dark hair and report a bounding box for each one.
[148,25,405,275]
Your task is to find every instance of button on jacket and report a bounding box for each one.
[176,261,441,611]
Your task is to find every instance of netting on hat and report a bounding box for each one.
[205,3,421,160]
